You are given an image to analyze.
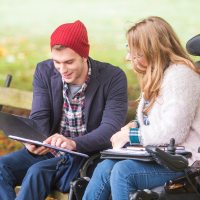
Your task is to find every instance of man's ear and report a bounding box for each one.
[82,57,88,63]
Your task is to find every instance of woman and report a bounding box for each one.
[83,16,200,200]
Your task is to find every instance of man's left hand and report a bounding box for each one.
[110,129,129,149]
[44,133,76,151]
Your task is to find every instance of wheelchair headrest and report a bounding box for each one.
[186,34,200,56]
[186,34,200,69]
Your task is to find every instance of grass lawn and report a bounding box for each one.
[0,0,200,100]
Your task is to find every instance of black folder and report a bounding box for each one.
[100,150,154,162]
[0,111,46,142]
[100,149,192,162]
[0,111,88,157]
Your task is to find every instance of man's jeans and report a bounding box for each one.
[0,148,63,200]
[83,159,184,200]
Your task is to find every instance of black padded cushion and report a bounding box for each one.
[151,186,200,200]
[186,34,200,56]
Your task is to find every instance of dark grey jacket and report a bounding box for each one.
[30,57,128,153]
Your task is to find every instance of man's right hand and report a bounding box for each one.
[23,142,52,155]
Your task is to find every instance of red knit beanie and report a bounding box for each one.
[50,20,90,58]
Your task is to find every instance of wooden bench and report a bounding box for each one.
[0,85,136,200]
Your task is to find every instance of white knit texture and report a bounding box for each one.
[137,63,200,165]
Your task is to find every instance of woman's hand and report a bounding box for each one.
[110,129,130,149]
[121,122,137,130]
[44,133,76,151]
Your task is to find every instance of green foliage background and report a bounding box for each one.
[1,1,198,187]
[0,0,200,101]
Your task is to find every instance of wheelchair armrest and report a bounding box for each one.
[79,153,100,178]
[169,170,200,185]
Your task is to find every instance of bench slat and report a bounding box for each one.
[15,186,69,200]
[0,87,32,110]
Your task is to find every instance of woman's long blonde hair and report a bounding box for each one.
[127,16,200,115]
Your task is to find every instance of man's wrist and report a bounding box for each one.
[71,140,76,150]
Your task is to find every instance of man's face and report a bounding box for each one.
[52,47,88,85]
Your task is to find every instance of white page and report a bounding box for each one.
[105,148,186,156]
[126,146,184,151]
[105,148,150,155]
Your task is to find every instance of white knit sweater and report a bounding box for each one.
[137,63,200,165]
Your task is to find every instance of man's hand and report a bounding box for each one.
[121,122,137,130]
[23,143,52,155]
[44,133,76,151]
[110,129,130,149]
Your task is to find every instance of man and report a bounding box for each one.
[0,20,127,200]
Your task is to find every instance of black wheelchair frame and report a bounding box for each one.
[68,34,200,200]
[128,34,200,200]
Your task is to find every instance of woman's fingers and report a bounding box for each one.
[121,126,128,130]
[121,122,137,131]
[111,129,130,149]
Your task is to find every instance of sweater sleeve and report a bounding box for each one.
[140,65,200,146]
[129,120,140,128]
[129,127,142,145]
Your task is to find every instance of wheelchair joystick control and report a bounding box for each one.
[167,138,176,155]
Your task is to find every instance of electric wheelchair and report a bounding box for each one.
[71,34,200,200]
[129,34,200,200]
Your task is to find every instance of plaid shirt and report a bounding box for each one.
[129,100,149,145]
[51,62,91,157]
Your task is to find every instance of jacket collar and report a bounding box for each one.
[88,57,99,79]
[50,63,63,136]
[84,57,100,131]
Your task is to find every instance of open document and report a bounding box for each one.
[100,148,191,162]
[101,148,154,162]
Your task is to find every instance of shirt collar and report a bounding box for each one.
[62,60,92,94]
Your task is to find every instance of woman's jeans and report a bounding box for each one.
[83,159,184,200]
[0,148,63,200]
